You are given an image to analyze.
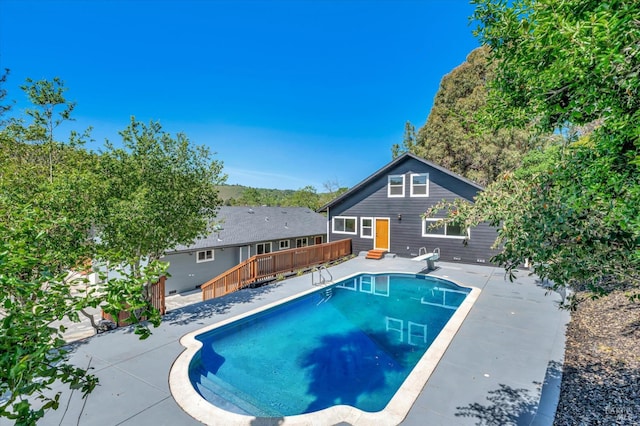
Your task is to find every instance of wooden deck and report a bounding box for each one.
[201,239,352,301]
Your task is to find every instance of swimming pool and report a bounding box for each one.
[170,272,479,425]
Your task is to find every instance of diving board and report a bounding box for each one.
[412,247,440,270]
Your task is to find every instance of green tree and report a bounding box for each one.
[283,185,320,210]
[0,69,11,123]
[18,77,86,183]
[95,117,227,326]
[0,78,105,424]
[238,187,264,205]
[0,205,100,425]
[391,121,417,159]
[413,46,536,186]
[1,80,227,422]
[432,0,640,303]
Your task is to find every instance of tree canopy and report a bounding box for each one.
[0,77,226,423]
[432,0,639,304]
[409,46,537,186]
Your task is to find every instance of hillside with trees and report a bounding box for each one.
[219,182,347,211]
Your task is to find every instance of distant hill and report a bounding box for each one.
[216,185,296,205]
[215,184,345,210]
[216,184,247,202]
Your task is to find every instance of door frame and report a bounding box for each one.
[374,217,390,251]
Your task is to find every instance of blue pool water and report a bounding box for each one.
[189,273,470,417]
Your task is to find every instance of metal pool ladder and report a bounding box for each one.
[312,265,333,286]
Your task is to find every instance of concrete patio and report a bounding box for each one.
[15,255,569,426]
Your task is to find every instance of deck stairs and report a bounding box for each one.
[365,249,387,260]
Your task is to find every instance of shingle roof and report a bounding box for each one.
[171,206,327,252]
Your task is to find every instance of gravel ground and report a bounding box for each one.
[553,291,640,425]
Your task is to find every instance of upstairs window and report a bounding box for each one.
[388,175,405,197]
[196,249,214,263]
[333,216,357,234]
[422,219,470,239]
[410,173,429,197]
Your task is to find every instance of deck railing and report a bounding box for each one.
[151,276,166,315]
[102,276,166,325]
[201,239,352,301]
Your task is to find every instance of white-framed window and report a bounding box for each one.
[386,317,404,342]
[374,275,390,296]
[361,217,373,238]
[196,249,214,263]
[337,278,357,291]
[257,242,272,254]
[410,173,429,197]
[296,237,308,248]
[388,174,405,197]
[422,219,470,239]
[360,275,373,293]
[332,216,357,234]
[279,240,290,250]
[408,322,428,346]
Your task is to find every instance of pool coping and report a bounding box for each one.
[169,271,481,426]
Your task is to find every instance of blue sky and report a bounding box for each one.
[0,0,480,190]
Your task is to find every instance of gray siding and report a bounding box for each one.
[327,157,500,265]
[163,249,239,294]
[164,234,326,295]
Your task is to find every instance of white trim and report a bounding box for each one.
[373,275,390,296]
[408,321,428,346]
[359,275,373,293]
[360,217,373,239]
[387,174,405,197]
[422,218,470,239]
[279,240,290,250]
[410,173,429,197]
[256,242,272,254]
[326,207,331,242]
[332,216,357,235]
[195,249,214,263]
[336,278,357,291]
[295,237,308,248]
[170,270,480,426]
[386,317,404,342]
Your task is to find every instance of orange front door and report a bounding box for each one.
[375,218,390,251]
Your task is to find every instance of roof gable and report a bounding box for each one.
[318,152,483,211]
